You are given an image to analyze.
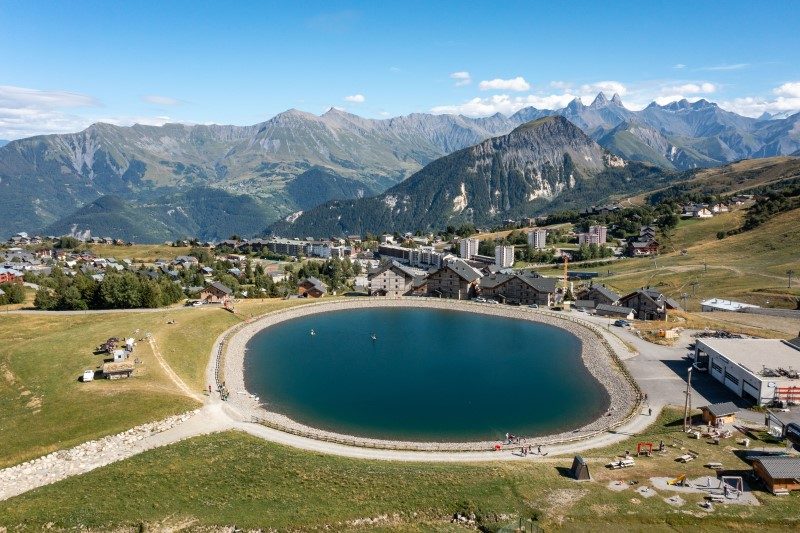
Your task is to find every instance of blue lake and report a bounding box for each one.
[245,307,609,442]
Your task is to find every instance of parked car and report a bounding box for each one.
[613,320,630,327]
[528,304,539,309]
[473,297,487,303]
[486,299,499,305]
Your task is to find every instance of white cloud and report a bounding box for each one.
[700,63,749,71]
[774,82,800,98]
[450,71,471,86]
[673,63,687,69]
[661,82,716,95]
[0,84,181,139]
[430,93,577,117]
[578,80,627,96]
[0,85,98,109]
[550,80,572,90]
[344,94,365,103]
[479,76,530,92]
[142,95,182,106]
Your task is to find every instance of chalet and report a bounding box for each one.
[368,261,418,297]
[478,272,557,305]
[200,281,233,303]
[594,304,635,319]
[627,240,660,256]
[298,277,328,298]
[618,288,682,320]
[711,203,730,213]
[752,457,800,494]
[700,402,739,426]
[410,275,428,296]
[578,284,620,307]
[426,259,482,300]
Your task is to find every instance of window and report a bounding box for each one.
[724,371,740,386]
[711,362,723,374]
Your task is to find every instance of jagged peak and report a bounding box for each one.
[611,93,624,106]
[590,92,608,108]
[567,97,585,110]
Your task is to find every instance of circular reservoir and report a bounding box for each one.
[245,307,609,442]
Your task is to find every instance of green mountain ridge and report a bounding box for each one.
[270,116,674,237]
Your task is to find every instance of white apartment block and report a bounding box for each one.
[527,228,548,249]
[460,238,479,259]
[495,245,514,268]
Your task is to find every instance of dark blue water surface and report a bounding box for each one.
[245,307,609,441]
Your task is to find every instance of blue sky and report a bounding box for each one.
[1,0,799,138]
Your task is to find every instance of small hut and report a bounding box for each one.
[700,402,739,427]
[570,455,591,480]
[102,361,135,380]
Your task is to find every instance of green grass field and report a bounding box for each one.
[1,409,797,531]
[569,208,800,313]
[0,298,314,468]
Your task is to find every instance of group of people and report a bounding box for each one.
[209,381,229,401]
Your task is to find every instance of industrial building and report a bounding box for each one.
[700,298,760,312]
[693,338,800,405]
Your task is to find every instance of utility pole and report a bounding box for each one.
[683,366,693,432]
[788,269,796,289]
[690,280,699,297]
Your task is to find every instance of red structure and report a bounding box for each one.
[776,386,800,403]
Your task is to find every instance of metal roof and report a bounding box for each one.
[702,401,739,418]
[755,456,800,479]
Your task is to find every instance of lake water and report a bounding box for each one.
[245,307,609,442]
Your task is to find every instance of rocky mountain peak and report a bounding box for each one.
[610,93,624,106]
[590,92,609,108]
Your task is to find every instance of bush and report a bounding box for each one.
[0,282,25,304]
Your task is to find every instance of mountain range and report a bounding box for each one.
[0,93,798,240]
[270,116,674,237]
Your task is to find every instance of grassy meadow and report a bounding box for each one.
[1,409,798,531]
[0,298,314,467]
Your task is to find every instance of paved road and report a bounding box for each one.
[578,311,764,424]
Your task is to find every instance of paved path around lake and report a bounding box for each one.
[0,299,753,502]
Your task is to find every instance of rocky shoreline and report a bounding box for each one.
[221,298,640,452]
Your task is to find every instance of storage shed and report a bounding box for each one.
[102,361,134,380]
[570,455,591,480]
[700,402,739,426]
[753,456,800,494]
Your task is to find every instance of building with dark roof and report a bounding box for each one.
[594,303,635,319]
[368,261,420,297]
[478,272,556,305]
[298,277,328,298]
[618,288,682,320]
[579,284,621,307]
[753,456,800,494]
[700,402,739,426]
[200,281,233,304]
[426,259,482,300]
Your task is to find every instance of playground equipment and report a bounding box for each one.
[721,476,744,498]
[606,457,635,469]
[668,474,687,486]
[636,442,654,457]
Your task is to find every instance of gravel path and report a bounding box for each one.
[219,298,641,451]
